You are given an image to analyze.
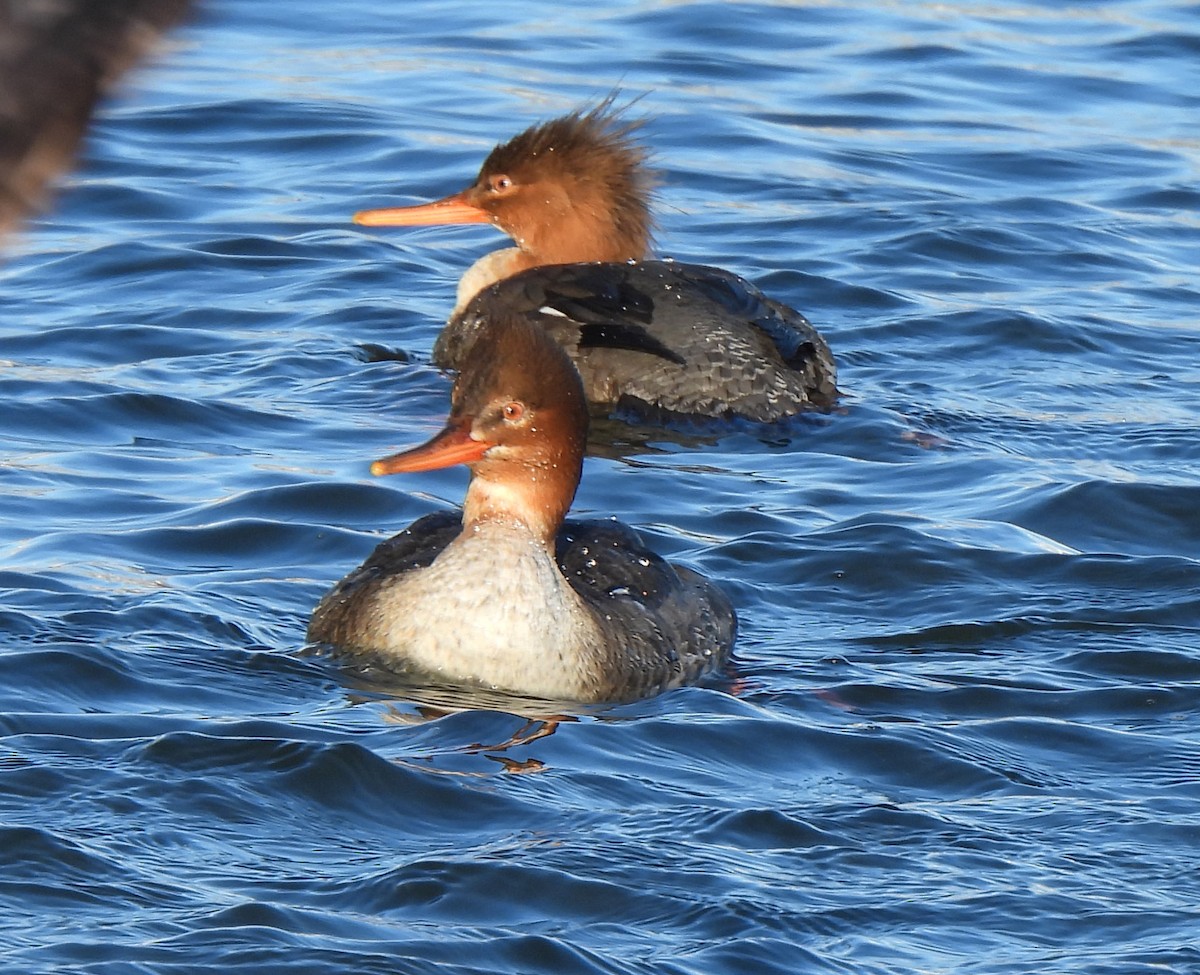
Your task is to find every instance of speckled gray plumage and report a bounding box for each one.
[435,260,838,422]
[554,517,737,699]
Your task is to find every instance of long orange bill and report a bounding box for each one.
[370,419,493,476]
[353,191,490,227]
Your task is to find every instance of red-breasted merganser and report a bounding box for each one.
[308,309,736,702]
[353,101,838,423]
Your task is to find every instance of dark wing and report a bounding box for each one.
[522,263,655,326]
[0,0,193,236]
[556,518,736,699]
[512,264,684,364]
[308,511,461,645]
[434,261,683,370]
[436,260,838,422]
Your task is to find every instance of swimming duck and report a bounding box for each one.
[354,100,838,422]
[308,308,736,702]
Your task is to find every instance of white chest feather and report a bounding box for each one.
[363,521,601,698]
[453,247,522,316]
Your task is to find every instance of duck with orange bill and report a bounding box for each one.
[354,100,838,423]
[308,310,736,703]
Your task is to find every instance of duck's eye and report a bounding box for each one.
[489,175,513,193]
[502,401,525,422]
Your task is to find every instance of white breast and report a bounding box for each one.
[363,520,602,698]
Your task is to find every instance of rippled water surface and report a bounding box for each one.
[3,1,1200,972]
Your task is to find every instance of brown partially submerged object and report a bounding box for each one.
[354,100,839,423]
[309,310,736,703]
[0,0,192,237]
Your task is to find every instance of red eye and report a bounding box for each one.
[502,401,524,421]
[490,175,513,193]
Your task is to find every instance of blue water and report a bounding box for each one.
[3,0,1200,972]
